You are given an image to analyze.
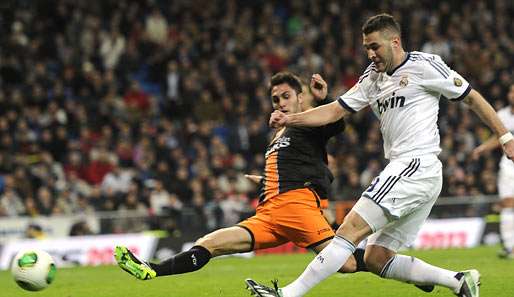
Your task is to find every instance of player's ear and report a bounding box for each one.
[391,36,401,49]
[297,92,304,105]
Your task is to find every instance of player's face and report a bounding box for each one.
[363,31,395,73]
[271,83,303,114]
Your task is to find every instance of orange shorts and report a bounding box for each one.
[238,188,334,250]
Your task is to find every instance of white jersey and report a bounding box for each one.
[338,51,471,160]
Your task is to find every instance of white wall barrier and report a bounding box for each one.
[0,233,157,270]
[0,215,100,241]
[413,217,485,249]
[0,217,486,270]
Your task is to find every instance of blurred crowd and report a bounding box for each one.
[0,0,512,232]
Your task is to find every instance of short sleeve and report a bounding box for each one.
[338,65,375,112]
[421,55,471,101]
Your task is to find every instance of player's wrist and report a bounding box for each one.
[499,132,514,145]
[284,114,294,126]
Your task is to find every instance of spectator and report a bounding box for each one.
[69,221,94,236]
[123,80,152,120]
[100,29,126,70]
[101,159,133,195]
[145,8,168,45]
[25,224,46,239]
[1,188,25,217]
[149,180,183,216]
[0,0,511,230]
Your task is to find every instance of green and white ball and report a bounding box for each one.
[11,249,57,291]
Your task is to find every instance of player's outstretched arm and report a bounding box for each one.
[464,89,514,160]
[270,100,349,129]
[471,137,500,160]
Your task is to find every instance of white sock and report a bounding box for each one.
[500,208,514,250]
[382,255,460,290]
[281,236,355,297]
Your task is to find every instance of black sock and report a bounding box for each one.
[150,245,212,276]
[353,248,368,272]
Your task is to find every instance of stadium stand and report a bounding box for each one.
[0,0,512,234]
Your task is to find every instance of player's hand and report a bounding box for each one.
[310,73,328,101]
[503,139,514,161]
[244,174,263,184]
[471,146,484,160]
[269,110,288,128]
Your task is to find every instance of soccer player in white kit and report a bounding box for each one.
[472,84,514,259]
[246,14,514,297]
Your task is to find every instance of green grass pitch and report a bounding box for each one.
[1,246,512,297]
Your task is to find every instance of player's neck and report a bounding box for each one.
[392,50,407,69]
[386,50,407,75]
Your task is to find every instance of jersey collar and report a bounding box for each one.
[386,52,410,76]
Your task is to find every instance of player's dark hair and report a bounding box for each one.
[362,13,401,37]
[269,72,303,95]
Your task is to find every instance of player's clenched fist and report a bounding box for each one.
[269,110,288,128]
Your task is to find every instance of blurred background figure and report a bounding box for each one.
[25,223,45,239]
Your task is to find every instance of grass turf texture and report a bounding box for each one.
[1,246,512,297]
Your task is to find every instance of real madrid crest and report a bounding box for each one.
[399,75,408,88]
[454,77,463,87]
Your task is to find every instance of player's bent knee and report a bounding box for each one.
[364,249,395,275]
[195,228,252,256]
[363,254,383,275]
[336,213,372,244]
[195,235,216,253]
[195,235,232,256]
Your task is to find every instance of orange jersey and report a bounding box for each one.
[260,118,345,202]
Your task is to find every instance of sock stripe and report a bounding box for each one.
[380,256,396,278]
[335,235,356,250]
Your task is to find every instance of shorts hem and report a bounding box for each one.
[235,224,255,252]
[306,236,334,250]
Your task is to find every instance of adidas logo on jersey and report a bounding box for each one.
[377,92,405,115]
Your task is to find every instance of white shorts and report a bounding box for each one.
[353,155,443,251]
[498,157,514,199]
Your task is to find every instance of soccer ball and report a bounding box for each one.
[10,249,57,291]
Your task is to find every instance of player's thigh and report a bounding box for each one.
[273,189,335,248]
[348,198,387,243]
[365,157,442,250]
[195,226,253,256]
[238,214,289,250]
[362,156,442,219]
[279,211,334,248]
[369,195,437,252]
